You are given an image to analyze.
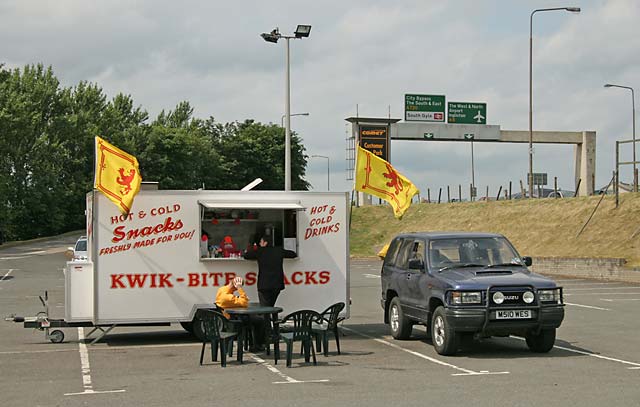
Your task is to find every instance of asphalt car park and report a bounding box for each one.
[1,240,639,407]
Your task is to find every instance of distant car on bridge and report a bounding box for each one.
[512,188,574,199]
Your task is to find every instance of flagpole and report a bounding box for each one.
[349,147,358,231]
[93,137,98,190]
[349,189,354,231]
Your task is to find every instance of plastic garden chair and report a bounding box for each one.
[275,310,321,367]
[311,302,346,356]
[195,309,243,367]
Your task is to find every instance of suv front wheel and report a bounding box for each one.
[389,297,412,339]
[525,328,556,353]
[432,306,458,355]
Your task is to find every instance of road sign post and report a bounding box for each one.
[528,172,547,186]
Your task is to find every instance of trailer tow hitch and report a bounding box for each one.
[4,291,65,343]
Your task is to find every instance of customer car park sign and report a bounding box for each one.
[405,94,445,122]
[448,102,487,124]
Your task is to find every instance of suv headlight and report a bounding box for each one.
[451,291,482,305]
[538,288,562,304]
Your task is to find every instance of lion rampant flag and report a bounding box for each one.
[355,146,419,219]
[94,136,142,214]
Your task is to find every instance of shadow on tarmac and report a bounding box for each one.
[440,337,595,359]
[81,322,593,362]
[340,322,594,360]
[94,329,199,346]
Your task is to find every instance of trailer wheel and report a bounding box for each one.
[49,329,65,343]
[191,319,205,341]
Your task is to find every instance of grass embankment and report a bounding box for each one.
[350,193,640,267]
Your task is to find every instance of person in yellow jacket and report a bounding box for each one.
[377,243,390,260]
[215,276,267,352]
[215,277,248,318]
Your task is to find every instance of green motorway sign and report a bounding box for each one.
[448,102,487,124]
[405,94,445,122]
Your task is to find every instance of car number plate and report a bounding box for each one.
[495,310,531,319]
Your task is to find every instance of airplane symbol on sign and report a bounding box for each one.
[474,110,485,123]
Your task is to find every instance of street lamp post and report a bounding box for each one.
[605,84,637,192]
[261,25,312,191]
[280,112,309,128]
[471,139,475,200]
[529,7,580,198]
[311,155,330,191]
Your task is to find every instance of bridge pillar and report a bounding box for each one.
[575,131,596,196]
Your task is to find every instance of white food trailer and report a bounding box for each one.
[10,189,350,343]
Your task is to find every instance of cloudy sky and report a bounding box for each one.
[2,0,638,196]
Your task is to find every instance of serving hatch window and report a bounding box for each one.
[197,200,303,260]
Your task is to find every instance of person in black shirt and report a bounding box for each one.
[243,236,297,306]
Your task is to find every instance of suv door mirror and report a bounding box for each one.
[408,258,424,270]
[522,256,532,266]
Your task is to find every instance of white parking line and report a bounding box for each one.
[64,328,125,396]
[0,348,77,355]
[363,274,380,279]
[250,353,330,384]
[565,287,640,291]
[511,337,640,370]
[562,282,629,290]
[555,279,590,282]
[0,269,13,289]
[600,298,640,302]
[343,327,509,376]
[566,292,640,296]
[564,302,610,311]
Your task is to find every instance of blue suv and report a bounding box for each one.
[381,232,564,355]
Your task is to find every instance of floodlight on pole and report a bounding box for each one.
[294,25,312,38]
[261,25,312,191]
[529,6,580,198]
[605,83,637,191]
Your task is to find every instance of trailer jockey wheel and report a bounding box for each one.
[49,329,65,343]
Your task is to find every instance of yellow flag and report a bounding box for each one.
[94,136,142,214]
[355,146,419,219]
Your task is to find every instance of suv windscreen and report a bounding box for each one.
[429,237,522,269]
[75,239,87,251]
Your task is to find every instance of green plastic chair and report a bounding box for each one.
[196,309,243,367]
[275,310,322,367]
[311,302,346,356]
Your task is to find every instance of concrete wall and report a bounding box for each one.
[531,256,640,283]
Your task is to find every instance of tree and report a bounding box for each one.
[0,64,68,238]
[208,119,309,191]
[138,101,221,189]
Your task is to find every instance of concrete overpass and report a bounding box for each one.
[347,117,596,196]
